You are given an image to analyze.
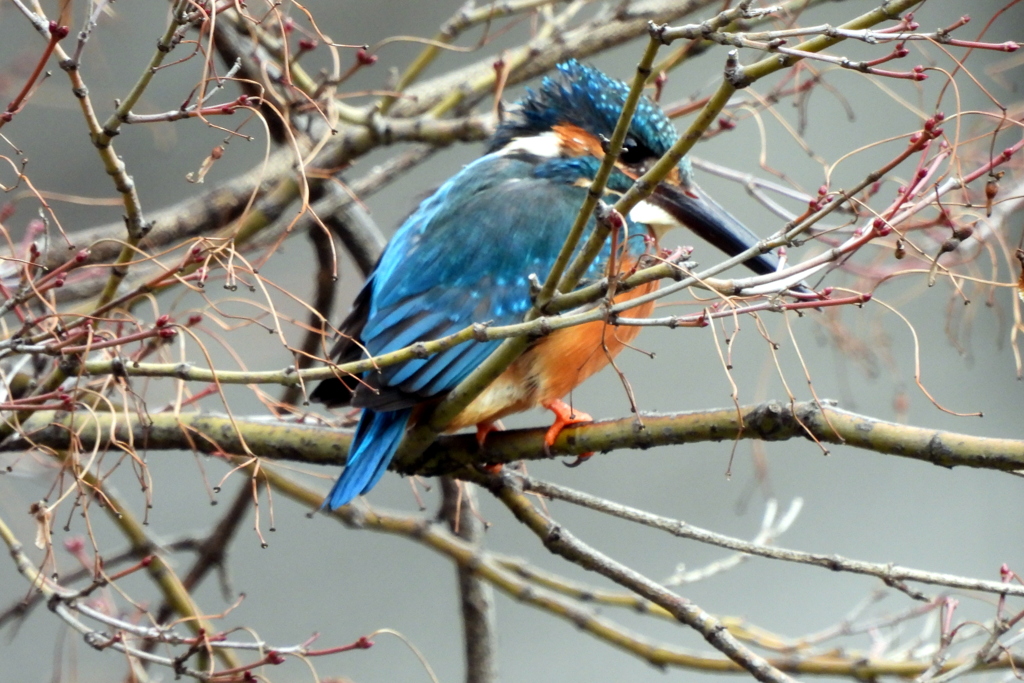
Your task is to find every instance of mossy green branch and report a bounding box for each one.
[12,401,1023,476]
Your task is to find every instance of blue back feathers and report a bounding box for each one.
[359,152,651,410]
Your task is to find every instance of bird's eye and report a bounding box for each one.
[619,136,649,165]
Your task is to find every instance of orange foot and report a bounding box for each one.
[476,421,504,474]
[541,399,594,467]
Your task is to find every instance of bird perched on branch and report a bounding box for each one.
[312,60,791,509]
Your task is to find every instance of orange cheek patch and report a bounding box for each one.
[552,123,606,159]
[553,124,644,187]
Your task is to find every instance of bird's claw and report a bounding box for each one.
[542,398,592,458]
[475,421,504,474]
[563,452,594,468]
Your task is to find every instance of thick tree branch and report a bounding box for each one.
[9,401,1022,476]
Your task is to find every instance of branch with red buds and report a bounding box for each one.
[0,21,69,127]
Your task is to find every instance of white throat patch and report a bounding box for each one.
[498,131,563,159]
[629,200,682,239]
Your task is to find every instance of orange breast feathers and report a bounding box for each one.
[523,276,658,403]
[447,256,659,432]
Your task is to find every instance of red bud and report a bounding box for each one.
[48,22,70,40]
[356,47,377,66]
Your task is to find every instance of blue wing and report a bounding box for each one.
[313,153,650,507]
[321,153,646,411]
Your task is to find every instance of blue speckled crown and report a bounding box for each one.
[489,60,679,158]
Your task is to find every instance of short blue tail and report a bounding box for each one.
[324,408,412,509]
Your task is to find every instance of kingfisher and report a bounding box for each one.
[311,60,790,509]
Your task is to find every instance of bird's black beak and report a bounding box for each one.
[650,181,781,278]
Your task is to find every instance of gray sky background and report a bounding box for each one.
[0,1,1021,682]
